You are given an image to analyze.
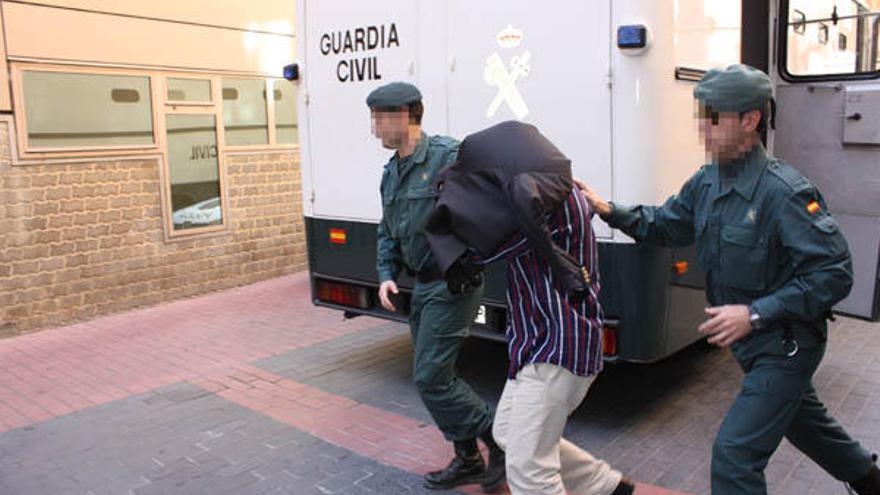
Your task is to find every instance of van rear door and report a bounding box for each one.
[445,0,614,238]
[772,0,880,319]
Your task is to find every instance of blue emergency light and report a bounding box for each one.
[617,25,648,49]
[283,63,300,81]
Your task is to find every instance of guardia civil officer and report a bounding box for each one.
[368,82,505,492]
[578,65,880,494]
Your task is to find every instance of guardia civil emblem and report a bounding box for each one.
[485,25,531,120]
[746,208,757,223]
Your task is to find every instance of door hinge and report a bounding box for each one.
[310,190,315,204]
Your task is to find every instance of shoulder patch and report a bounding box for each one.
[767,160,811,193]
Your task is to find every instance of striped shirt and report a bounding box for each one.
[483,189,604,379]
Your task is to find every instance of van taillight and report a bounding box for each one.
[673,261,689,276]
[315,280,370,309]
[602,327,618,356]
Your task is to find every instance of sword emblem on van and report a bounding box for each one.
[485,25,530,120]
[485,52,531,119]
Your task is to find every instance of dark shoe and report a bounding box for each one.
[850,455,880,495]
[424,440,485,490]
[478,427,506,493]
[480,449,506,493]
[611,476,636,495]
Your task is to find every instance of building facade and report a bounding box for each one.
[0,0,304,335]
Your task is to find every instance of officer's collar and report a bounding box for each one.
[710,144,768,201]
[396,132,429,165]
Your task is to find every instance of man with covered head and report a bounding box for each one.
[426,120,635,495]
[579,64,880,494]
[367,81,505,491]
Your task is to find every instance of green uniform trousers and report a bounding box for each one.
[712,339,873,494]
[409,280,492,442]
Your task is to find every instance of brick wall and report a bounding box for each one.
[0,120,306,336]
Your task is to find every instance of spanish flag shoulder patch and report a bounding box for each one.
[806,200,821,215]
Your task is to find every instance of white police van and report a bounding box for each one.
[294,0,880,361]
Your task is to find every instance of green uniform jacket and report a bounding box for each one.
[608,145,853,359]
[377,133,459,282]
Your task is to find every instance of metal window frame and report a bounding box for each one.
[11,63,162,158]
[163,75,215,107]
[777,0,880,82]
[159,100,232,241]
[270,78,299,146]
[220,77,274,150]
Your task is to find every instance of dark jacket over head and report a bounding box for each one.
[425,120,589,300]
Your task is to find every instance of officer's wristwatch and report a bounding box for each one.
[749,310,763,330]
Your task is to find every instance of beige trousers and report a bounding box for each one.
[493,363,622,495]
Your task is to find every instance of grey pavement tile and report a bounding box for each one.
[315,468,373,493]
[256,316,880,494]
[156,386,216,404]
[0,382,462,495]
[2,303,878,495]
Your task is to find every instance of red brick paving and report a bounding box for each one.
[0,272,693,494]
[0,274,382,432]
[198,363,692,495]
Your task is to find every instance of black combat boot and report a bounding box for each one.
[611,475,636,495]
[479,427,506,493]
[850,454,880,495]
[424,439,485,490]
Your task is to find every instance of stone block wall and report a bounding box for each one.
[0,120,306,336]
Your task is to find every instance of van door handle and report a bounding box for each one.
[846,112,862,121]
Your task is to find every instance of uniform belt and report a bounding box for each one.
[409,266,442,283]
[780,316,829,357]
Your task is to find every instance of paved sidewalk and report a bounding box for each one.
[0,272,878,494]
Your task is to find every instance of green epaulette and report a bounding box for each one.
[767,160,811,193]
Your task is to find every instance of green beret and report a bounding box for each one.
[694,64,773,112]
[366,82,422,108]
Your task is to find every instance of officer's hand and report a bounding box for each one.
[378,280,399,312]
[573,178,612,219]
[699,305,752,347]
